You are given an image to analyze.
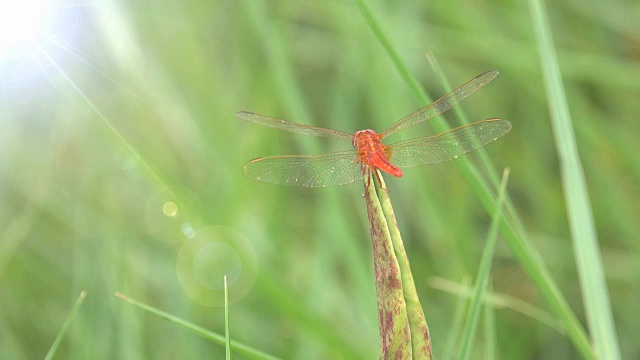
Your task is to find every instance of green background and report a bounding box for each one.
[1,0,638,358]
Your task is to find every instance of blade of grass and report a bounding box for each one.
[526,0,622,359]
[456,168,510,360]
[353,0,594,357]
[441,277,472,360]
[115,292,281,360]
[428,277,563,333]
[225,276,231,360]
[483,281,497,360]
[44,290,87,360]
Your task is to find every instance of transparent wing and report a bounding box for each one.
[388,119,511,167]
[237,111,353,140]
[243,150,363,187]
[380,71,499,139]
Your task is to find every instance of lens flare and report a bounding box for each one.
[0,0,45,55]
[0,0,79,82]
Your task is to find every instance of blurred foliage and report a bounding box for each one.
[0,0,638,359]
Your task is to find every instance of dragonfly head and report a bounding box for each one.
[352,129,380,150]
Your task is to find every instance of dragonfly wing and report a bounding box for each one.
[243,150,363,187]
[237,111,353,140]
[380,71,499,139]
[389,119,511,167]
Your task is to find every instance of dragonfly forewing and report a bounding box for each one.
[380,71,499,139]
[243,150,363,187]
[237,111,353,140]
[388,119,511,168]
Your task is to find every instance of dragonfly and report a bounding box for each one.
[238,71,511,188]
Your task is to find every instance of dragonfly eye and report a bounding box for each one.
[352,130,364,149]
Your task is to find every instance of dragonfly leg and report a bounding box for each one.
[373,169,390,192]
[361,165,375,193]
[365,166,372,192]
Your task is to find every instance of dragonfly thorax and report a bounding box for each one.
[352,129,402,178]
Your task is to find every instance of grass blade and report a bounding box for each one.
[429,277,564,333]
[483,281,497,360]
[456,169,510,360]
[115,292,281,360]
[526,1,622,359]
[440,277,472,360]
[44,290,87,360]
[225,276,232,360]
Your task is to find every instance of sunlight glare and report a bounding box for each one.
[0,0,46,56]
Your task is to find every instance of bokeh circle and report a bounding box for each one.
[176,225,258,307]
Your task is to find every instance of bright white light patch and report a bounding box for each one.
[0,0,45,55]
[0,0,78,82]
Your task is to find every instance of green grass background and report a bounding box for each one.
[1,0,638,358]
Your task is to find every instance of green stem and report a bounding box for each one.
[365,173,432,360]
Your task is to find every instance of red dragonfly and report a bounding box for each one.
[239,71,511,188]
